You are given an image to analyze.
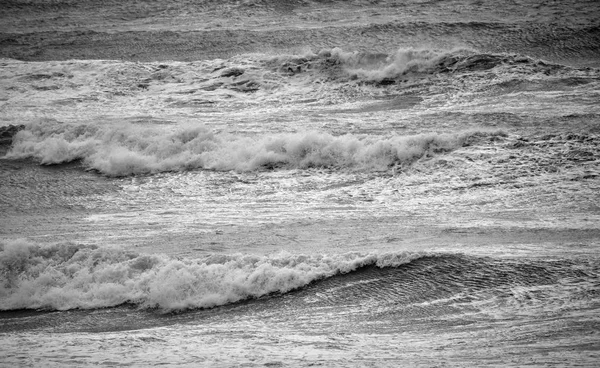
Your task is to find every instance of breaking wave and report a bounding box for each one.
[270,47,574,84]
[3,239,596,314]
[0,239,423,312]
[4,120,505,176]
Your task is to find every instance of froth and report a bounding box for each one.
[333,47,472,81]
[5,119,504,176]
[296,47,567,84]
[0,240,422,312]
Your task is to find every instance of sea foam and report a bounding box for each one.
[5,119,504,176]
[331,47,472,81]
[0,239,422,312]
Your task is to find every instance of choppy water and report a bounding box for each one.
[1,0,600,366]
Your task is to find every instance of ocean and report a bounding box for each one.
[1,0,599,366]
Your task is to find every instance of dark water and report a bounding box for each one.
[1,0,600,67]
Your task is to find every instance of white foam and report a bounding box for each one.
[0,239,423,312]
[333,47,473,81]
[5,119,504,176]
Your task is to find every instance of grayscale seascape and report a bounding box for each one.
[1,0,599,366]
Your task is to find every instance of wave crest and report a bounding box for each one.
[272,47,571,84]
[0,239,423,312]
[5,120,505,176]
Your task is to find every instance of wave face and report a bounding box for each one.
[3,240,598,316]
[1,47,593,112]
[246,47,585,90]
[285,48,569,83]
[0,239,422,312]
[5,119,505,176]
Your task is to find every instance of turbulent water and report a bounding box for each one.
[1,0,600,366]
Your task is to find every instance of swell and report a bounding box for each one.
[359,22,600,67]
[0,239,424,312]
[302,254,599,307]
[4,120,506,176]
[2,240,597,316]
[3,46,592,105]
[2,22,598,67]
[2,0,599,67]
[291,47,584,83]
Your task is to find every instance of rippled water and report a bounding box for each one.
[1,0,600,366]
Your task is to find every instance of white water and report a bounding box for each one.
[2,1,600,366]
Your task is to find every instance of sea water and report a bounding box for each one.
[1,0,600,366]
